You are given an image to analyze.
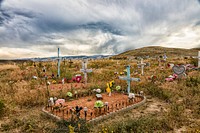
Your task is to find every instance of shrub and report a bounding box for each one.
[0,100,5,117]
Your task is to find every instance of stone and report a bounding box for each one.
[96,94,103,100]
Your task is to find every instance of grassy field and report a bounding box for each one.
[0,46,200,133]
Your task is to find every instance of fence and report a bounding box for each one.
[43,95,146,123]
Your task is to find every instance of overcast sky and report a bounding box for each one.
[0,0,200,59]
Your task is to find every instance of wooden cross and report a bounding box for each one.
[119,65,140,94]
[57,48,61,78]
[80,59,92,84]
[137,58,146,75]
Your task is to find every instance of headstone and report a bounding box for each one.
[119,65,140,94]
[80,59,92,84]
[172,65,186,78]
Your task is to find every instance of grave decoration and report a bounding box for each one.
[72,74,82,83]
[42,66,46,73]
[94,100,104,108]
[93,89,103,100]
[48,97,54,106]
[128,93,135,102]
[32,76,37,79]
[75,106,83,120]
[167,63,174,68]
[51,73,55,79]
[55,99,65,105]
[185,64,196,70]
[66,92,73,97]
[52,80,57,84]
[115,85,121,91]
[80,59,92,84]
[83,107,88,120]
[172,65,186,78]
[137,58,146,75]
[106,80,115,96]
[119,65,140,94]
[148,75,157,83]
[163,53,167,62]
[69,59,73,68]
[165,74,178,82]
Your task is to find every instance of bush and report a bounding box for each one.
[189,58,198,67]
[186,77,200,87]
[0,100,5,117]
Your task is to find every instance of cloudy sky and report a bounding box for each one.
[0,0,200,59]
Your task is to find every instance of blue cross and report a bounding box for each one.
[119,65,140,94]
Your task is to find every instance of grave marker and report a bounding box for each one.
[193,51,200,67]
[119,65,140,94]
[172,65,186,78]
[57,48,61,78]
[80,59,92,84]
[137,58,146,75]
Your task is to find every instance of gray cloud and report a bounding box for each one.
[0,0,200,59]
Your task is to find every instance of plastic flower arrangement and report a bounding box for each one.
[52,80,57,84]
[106,80,115,93]
[66,92,73,97]
[96,88,101,93]
[116,86,121,91]
[94,100,104,108]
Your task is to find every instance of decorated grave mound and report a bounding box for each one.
[43,92,145,122]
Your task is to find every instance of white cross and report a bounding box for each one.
[80,59,92,84]
[119,65,140,94]
[194,51,200,68]
[137,58,146,75]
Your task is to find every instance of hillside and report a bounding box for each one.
[113,46,200,59]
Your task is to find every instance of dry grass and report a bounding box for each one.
[0,47,200,132]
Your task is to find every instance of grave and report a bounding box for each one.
[119,65,140,94]
[43,92,146,122]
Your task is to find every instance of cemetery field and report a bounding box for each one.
[0,46,200,132]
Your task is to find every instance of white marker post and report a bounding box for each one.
[119,65,140,94]
[192,51,200,68]
[80,59,92,84]
[137,58,146,75]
